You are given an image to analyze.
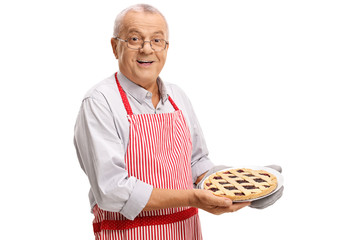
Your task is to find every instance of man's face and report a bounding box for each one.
[111,11,168,85]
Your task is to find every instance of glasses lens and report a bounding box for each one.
[125,37,167,51]
[127,37,143,49]
[151,39,166,51]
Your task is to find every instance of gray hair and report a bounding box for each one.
[113,4,169,39]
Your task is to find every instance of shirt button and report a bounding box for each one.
[146,92,152,98]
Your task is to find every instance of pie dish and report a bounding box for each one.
[203,168,278,201]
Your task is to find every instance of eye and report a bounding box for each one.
[153,38,161,43]
[130,37,139,42]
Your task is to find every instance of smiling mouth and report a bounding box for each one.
[137,60,154,66]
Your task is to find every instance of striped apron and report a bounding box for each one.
[92,73,202,239]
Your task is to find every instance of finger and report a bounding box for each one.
[230,201,251,211]
[220,201,250,214]
[210,201,250,215]
[206,193,232,207]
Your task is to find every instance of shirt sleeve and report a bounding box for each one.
[74,94,153,220]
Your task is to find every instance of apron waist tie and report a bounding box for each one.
[93,207,198,233]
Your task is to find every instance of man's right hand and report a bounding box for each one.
[190,189,250,215]
[144,188,250,214]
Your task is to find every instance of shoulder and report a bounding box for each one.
[163,82,197,118]
[82,73,118,104]
[164,82,191,103]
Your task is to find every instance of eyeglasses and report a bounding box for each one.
[115,37,168,51]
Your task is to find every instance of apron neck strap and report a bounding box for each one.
[115,72,179,115]
[167,96,179,111]
[115,72,134,115]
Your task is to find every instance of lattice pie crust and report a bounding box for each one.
[203,168,278,201]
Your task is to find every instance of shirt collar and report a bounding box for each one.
[116,72,169,104]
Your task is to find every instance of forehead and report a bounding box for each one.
[121,11,167,37]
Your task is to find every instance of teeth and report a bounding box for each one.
[138,60,153,63]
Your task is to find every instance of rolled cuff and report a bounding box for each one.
[120,180,153,220]
[191,158,214,184]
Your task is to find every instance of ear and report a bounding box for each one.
[111,38,119,59]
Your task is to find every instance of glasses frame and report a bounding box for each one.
[115,37,169,51]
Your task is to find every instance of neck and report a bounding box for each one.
[141,79,159,97]
[121,72,159,96]
[143,81,160,108]
[123,74,160,108]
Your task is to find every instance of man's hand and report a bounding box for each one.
[144,188,249,213]
[190,189,250,215]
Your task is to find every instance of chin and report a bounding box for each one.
[137,71,159,81]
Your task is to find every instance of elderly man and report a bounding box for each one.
[74,4,282,239]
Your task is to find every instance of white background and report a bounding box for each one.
[0,0,359,239]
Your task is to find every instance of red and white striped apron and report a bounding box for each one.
[92,73,202,239]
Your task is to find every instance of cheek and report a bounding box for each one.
[158,52,167,63]
[120,51,135,65]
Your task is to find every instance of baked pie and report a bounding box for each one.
[203,168,278,201]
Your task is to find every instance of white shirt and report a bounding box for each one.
[74,72,213,220]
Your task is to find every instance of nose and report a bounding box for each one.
[139,41,153,54]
